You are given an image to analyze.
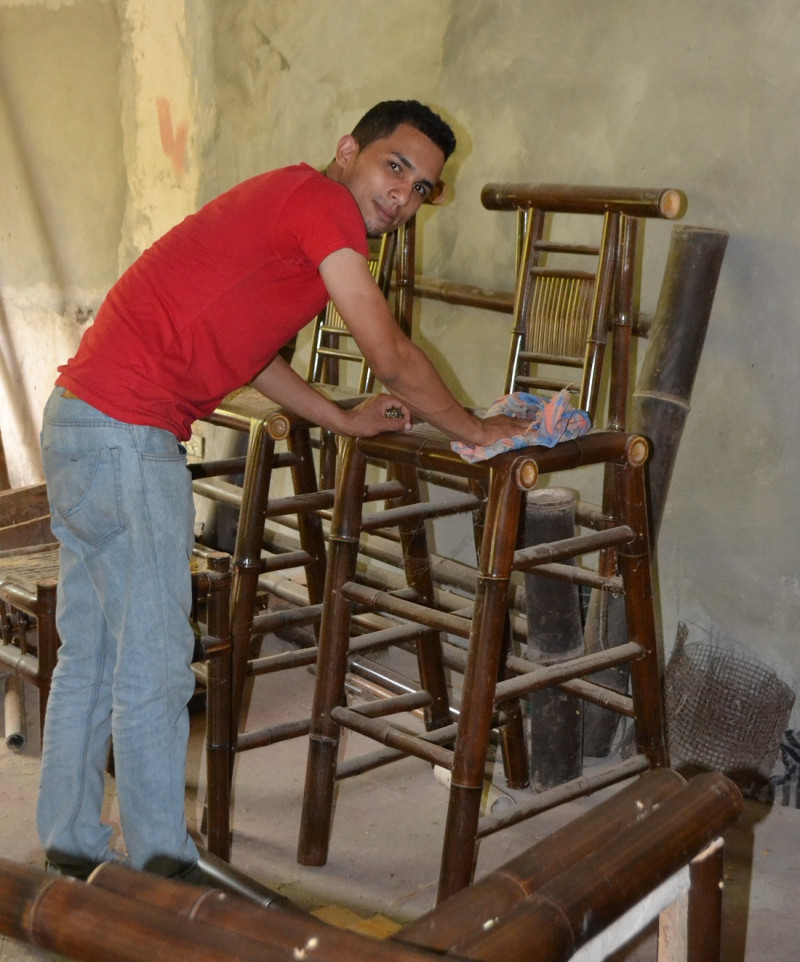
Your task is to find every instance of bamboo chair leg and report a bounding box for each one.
[438,459,524,903]
[617,455,668,768]
[389,460,451,731]
[229,421,276,741]
[496,622,530,791]
[201,558,232,861]
[35,580,58,739]
[298,436,367,866]
[286,424,328,606]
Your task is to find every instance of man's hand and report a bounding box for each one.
[339,394,412,437]
[471,413,533,446]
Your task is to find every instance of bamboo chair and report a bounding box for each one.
[297,183,684,903]
[190,229,416,794]
[308,230,399,488]
[0,543,59,741]
[0,484,58,738]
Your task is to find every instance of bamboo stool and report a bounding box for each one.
[190,229,407,761]
[298,184,683,903]
[298,425,666,901]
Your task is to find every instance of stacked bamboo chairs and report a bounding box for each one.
[296,183,684,903]
[190,229,412,801]
[0,769,743,962]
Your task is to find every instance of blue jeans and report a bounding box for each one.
[37,387,199,874]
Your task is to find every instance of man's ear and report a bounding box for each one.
[427,180,447,205]
[334,134,360,168]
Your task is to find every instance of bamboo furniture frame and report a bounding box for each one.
[297,183,684,903]
[0,769,743,962]
[0,484,58,738]
[309,231,398,392]
[0,535,233,855]
[306,229,399,489]
[0,542,59,740]
[189,227,411,833]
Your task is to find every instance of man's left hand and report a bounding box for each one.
[341,394,412,436]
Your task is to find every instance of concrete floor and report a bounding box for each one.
[1,639,798,961]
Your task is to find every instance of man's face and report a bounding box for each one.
[334,123,446,237]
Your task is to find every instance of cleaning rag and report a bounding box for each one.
[451,390,592,464]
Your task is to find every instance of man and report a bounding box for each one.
[38,100,519,883]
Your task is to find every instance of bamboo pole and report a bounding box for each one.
[583,226,729,758]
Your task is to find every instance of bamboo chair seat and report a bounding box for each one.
[0,542,60,587]
[297,183,684,903]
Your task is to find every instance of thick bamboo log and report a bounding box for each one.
[0,858,449,962]
[583,225,729,758]
[632,226,729,538]
[0,859,290,962]
[451,772,742,962]
[397,767,687,951]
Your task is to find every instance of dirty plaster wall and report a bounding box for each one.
[0,0,798,720]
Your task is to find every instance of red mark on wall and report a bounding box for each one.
[156,97,188,175]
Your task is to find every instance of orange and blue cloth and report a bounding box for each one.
[451,390,592,463]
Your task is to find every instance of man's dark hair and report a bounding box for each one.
[351,100,456,160]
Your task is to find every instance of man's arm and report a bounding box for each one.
[319,247,520,445]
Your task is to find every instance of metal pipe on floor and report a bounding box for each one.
[195,846,300,912]
[3,673,26,752]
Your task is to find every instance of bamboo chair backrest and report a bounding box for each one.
[307,229,399,394]
[507,208,617,419]
[483,183,682,427]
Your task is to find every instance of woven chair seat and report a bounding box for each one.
[0,544,60,593]
[0,546,214,596]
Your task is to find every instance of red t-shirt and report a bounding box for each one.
[57,164,368,440]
